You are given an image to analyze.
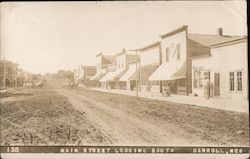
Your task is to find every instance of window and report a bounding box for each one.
[177,43,181,60]
[229,72,235,91]
[237,71,242,91]
[6,67,12,75]
[230,71,243,92]
[193,68,203,88]
[166,47,169,62]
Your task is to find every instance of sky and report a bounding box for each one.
[0,1,247,74]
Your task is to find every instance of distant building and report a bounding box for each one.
[100,49,138,90]
[0,59,18,88]
[119,60,138,91]
[90,53,116,88]
[74,65,97,87]
[100,63,116,89]
[73,69,77,84]
[190,28,248,100]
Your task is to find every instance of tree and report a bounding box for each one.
[56,70,73,79]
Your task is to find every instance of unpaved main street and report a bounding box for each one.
[55,88,189,146]
[1,80,249,146]
[50,80,249,146]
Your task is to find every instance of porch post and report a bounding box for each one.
[3,59,6,89]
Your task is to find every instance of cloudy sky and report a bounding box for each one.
[0,1,247,74]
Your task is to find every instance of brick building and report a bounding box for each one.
[0,60,18,88]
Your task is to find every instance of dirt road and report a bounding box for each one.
[52,85,249,146]
[1,80,248,146]
[55,88,189,146]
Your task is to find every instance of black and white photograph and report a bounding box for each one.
[0,1,249,158]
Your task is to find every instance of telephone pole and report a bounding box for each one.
[129,49,139,97]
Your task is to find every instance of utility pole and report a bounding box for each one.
[129,49,139,97]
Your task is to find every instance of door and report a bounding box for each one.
[204,71,210,98]
[214,73,220,96]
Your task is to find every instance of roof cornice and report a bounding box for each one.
[160,25,188,39]
[210,37,247,48]
[138,41,160,52]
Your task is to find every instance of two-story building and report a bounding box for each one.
[100,49,138,89]
[138,41,161,93]
[189,28,248,100]
[0,59,18,88]
[149,26,191,95]
[99,63,117,89]
[119,60,138,91]
[90,53,116,88]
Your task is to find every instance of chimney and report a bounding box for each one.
[217,28,223,36]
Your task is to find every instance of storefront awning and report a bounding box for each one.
[100,71,115,82]
[99,69,127,82]
[90,72,102,81]
[113,69,127,79]
[149,61,186,81]
[120,64,137,81]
